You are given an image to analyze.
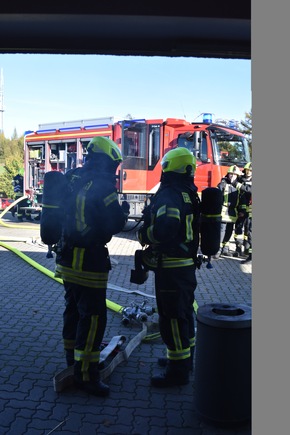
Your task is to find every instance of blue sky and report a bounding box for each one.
[0,54,251,139]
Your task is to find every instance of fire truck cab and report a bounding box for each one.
[24,116,251,219]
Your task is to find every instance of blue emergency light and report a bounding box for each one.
[228,119,236,129]
[203,113,213,123]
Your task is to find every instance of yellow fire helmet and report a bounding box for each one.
[87,136,123,163]
[244,162,252,171]
[227,165,242,175]
[161,147,196,176]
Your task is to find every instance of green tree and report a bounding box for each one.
[0,132,24,197]
[240,110,252,156]
[0,131,24,162]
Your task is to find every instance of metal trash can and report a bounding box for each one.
[194,303,251,424]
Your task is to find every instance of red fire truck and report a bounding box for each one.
[24,115,251,218]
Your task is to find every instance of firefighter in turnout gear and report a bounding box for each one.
[233,162,252,261]
[237,162,252,263]
[11,172,32,221]
[55,136,128,396]
[137,147,200,388]
[214,165,246,258]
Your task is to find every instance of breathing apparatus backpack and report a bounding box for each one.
[40,171,69,246]
[41,167,118,249]
[199,187,223,256]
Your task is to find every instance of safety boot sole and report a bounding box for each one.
[74,379,110,396]
[151,373,189,388]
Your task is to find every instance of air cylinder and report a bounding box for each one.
[200,187,223,256]
[40,171,68,245]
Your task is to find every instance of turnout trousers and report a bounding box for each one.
[62,281,107,379]
[220,222,235,248]
[154,265,197,362]
[244,216,252,253]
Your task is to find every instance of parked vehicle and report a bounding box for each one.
[0,197,14,211]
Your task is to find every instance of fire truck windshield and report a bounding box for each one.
[211,130,250,166]
[177,127,250,167]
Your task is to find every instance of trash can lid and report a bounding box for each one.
[197,303,252,329]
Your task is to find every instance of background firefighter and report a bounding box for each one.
[54,136,128,396]
[214,165,246,258]
[233,162,252,262]
[137,147,200,388]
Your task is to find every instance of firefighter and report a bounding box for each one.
[233,162,252,257]
[54,136,128,397]
[11,173,26,221]
[23,189,33,221]
[137,147,200,388]
[214,165,246,258]
[238,162,252,264]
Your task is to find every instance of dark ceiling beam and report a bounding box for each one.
[0,2,251,59]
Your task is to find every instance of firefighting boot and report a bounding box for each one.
[151,358,190,388]
[158,347,195,373]
[242,240,250,257]
[221,246,233,257]
[233,242,243,257]
[74,362,110,397]
[241,253,252,264]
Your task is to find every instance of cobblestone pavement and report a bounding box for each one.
[0,214,252,435]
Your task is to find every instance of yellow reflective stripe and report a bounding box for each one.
[156,205,166,218]
[202,213,221,218]
[72,247,85,271]
[75,181,92,232]
[79,315,99,376]
[55,267,108,288]
[167,348,191,361]
[75,349,100,362]
[104,192,118,207]
[74,350,100,362]
[142,257,194,269]
[185,213,193,242]
[181,191,191,203]
[85,315,98,352]
[223,184,229,207]
[56,264,108,281]
[147,226,158,243]
[167,207,180,220]
[76,190,86,232]
[162,258,194,268]
[189,336,196,348]
[167,319,191,361]
[171,319,182,350]
[224,216,237,223]
[59,275,107,288]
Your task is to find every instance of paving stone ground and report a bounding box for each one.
[0,214,252,435]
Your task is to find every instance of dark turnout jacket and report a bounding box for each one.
[138,175,200,269]
[55,166,127,287]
